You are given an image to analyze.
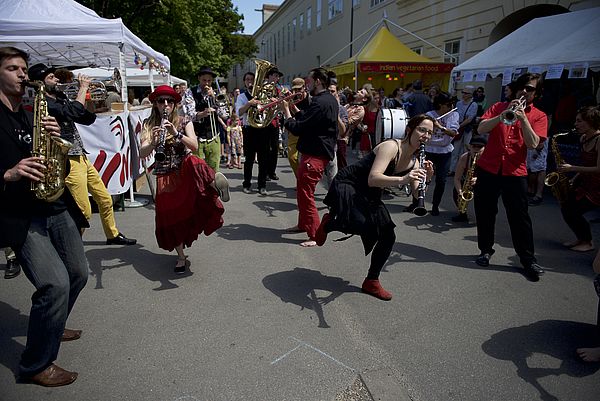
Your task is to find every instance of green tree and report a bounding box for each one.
[77,0,257,81]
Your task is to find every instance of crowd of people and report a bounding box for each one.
[1,44,599,388]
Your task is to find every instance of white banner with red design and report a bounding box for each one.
[76,112,132,195]
[76,107,154,195]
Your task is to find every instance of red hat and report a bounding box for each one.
[149,85,181,104]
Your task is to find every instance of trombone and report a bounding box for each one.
[203,85,219,139]
[56,80,110,101]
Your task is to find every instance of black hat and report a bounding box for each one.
[28,63,57,82]
[196,66,217,77]
[267,67,283,77]
[470,135,488,146]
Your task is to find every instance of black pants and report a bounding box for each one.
[242,126,269,189]
[425,151,452,209]
[474,168,536,267]
[265,125,279,177]
[366,226,396,280]
[560,191,598,242]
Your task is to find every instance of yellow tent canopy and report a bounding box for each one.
[330,26,454,93]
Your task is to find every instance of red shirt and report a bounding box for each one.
[477,102,547,176]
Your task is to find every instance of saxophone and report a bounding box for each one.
[247,58,278,129]
[457,151,480,214]
[27,81,73,202]
[544,131,572,205]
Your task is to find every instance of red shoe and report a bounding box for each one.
[361,279,392,301]
[315,213,330,246]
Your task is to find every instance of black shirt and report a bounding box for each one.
[46,92,96,155]
[284,90,338,160]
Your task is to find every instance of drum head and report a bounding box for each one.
[376,108,408,144]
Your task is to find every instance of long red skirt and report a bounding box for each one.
[155,155,224,251]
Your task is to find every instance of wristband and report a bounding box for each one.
[175,133,183,141]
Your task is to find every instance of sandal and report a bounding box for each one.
[175,256,187,274]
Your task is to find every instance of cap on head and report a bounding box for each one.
[291,77,305,89]
[28,63,57,81]
[267,67,283,77]
[462,85,475,94]
[470,135,487,146]
[149,85,182,104]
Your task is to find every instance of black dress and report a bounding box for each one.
[324,140,414,255]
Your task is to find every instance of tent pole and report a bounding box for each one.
[385,18,456,63]
[118,44,128,110]
[149,66,154,91]
[320,19,384,67]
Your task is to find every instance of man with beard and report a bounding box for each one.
[28,63,136,245]
[280,68,338,247]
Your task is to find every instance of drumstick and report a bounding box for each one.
[436,107,457,120]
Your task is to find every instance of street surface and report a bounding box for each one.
[1,155,599,401]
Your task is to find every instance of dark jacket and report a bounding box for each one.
[284,90,338,160]
[0,102,88,248]
[191,85,214,139]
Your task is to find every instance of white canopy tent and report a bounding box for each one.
[0,0,171,101]
[452,8,600,80]
[72,67,186,88]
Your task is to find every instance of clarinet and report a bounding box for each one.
[154,109,169,163]
[413,142,428,216]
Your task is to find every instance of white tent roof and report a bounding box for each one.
[72,67,186,87]
[453,8,600,76]
[0,0,170,70]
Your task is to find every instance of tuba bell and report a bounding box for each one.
[247,59,278,129]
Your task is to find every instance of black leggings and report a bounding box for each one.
[366,226,396,279]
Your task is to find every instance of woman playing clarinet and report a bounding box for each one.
[314,114,434,300]
[139,85,230,274]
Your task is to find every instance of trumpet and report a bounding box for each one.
[258,91,304,112]
[500,96,526,125]
[56,80,109,101]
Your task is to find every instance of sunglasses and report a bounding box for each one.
[415,126,433,135]
[461,91,472,95]
[156,97,175,104]
[523,85,537,93]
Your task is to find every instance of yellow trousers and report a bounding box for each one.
[65,155,119,239]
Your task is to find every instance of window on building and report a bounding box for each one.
[287,22,291,54]
[307,8,312,33]
[444,39,460,64]
[328,0,343,19]
[370,0,386,7]
[411,46,423,55]
[293,18,296,51]
[316,0,322,28]
[353,0,360,6]
[279,29,282,57]
[299,14,304,38]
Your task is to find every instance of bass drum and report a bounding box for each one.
[375,108,408,144]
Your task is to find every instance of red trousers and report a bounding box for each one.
[297,154,329,239]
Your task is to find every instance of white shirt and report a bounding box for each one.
[425,110,459,154]
[235,92,250,126]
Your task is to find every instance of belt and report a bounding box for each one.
[198,135,218,143]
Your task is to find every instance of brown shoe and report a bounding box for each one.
[61,328,82,342]
[27,364,78,387]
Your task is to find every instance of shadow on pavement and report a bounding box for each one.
[253,200,298,217]
[216,223,302,244]
[85,244,190,291]
[482,319,600,401]
[0,301,28,376]
[262,267,361,328]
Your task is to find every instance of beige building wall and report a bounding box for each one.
[228,0,597,91]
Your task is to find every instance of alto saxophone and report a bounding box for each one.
[544,131,572,205]
[457,151,480,214]
[26,81,73,202]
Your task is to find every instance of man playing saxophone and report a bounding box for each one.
[452,135,486,223]
[0,46,89,387]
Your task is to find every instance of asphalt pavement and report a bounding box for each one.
[1,153,599,401]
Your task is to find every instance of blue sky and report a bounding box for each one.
[232,0,285,34]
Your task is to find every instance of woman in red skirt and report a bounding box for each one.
[139,85,230,273]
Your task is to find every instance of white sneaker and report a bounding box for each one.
[214,172,230,202]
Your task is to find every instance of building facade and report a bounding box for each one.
[228,0,597,99]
